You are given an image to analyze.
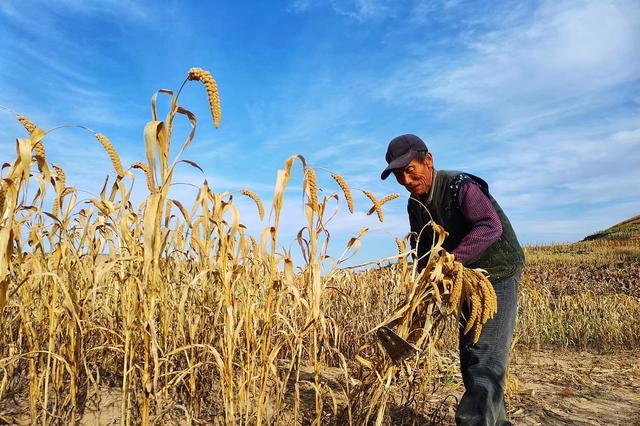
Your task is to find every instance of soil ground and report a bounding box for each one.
[417,349,640,425]
[1,349,639,425]
[510,350,640,425]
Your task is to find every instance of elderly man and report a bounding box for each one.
[381,134,525,426]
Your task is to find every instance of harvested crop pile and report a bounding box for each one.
[344,221,498,424]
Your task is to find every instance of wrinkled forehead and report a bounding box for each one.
[393,157,422,174]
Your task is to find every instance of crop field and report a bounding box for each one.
[1,69,639,425]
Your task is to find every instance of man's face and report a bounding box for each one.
[392,153,434,196]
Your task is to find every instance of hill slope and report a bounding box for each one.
[583,214,640,241]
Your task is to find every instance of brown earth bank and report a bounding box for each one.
[2,349,638,425]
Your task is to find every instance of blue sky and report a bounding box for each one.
[1,0,639,266]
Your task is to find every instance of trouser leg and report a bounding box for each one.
[455,270,521,426]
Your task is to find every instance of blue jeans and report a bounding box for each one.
[455,270,521,426]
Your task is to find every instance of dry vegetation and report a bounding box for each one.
[1,68,639,425]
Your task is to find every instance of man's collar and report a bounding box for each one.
[426,169,438,204]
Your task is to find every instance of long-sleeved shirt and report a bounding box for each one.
[451,182,502,265]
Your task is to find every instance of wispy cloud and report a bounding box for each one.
[383,1,640,114]
[52,0,150,21]
[1,0,638,265]
[289,0,393,21]
[366,0,640,241]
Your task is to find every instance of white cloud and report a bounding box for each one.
[383,0,640,113]
[288,0,393,21]
[310,136,373,162]
[370,0,640,242]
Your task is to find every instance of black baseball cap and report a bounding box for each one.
[381,134,428,180]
